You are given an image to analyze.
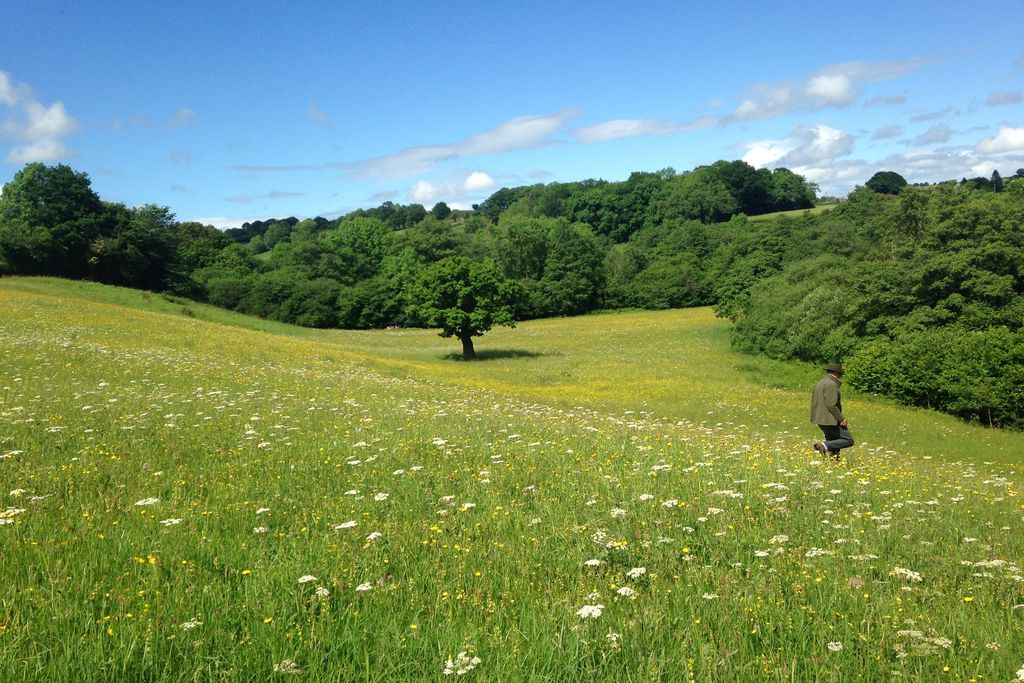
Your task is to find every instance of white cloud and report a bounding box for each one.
[805,74,855,107]
[914,123,952,145]
[572,116,717,144]
[408,180,441,204]
[986,90,1022,106]
[741,138,790,167]
[463,171,496,192]
[164,106,195,129]
[345,108,580,179]
[783,124,855,165]
[5,138,73,164]
[406,171,499,206]
[727,58,933,122]
[762,126,1024,197]
[742,124,853,169]
[307,102,335,129]
[976,125,1024,154]
[1,70,78,163]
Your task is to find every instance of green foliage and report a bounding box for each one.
[865,170,908,194]
[847,328,1024,428]
[721,184,1024,427]
[0,162,106,277]
[407,256,518,359]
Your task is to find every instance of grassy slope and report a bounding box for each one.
[6,277,1016,463]
[2,277,1022,681]
[746,203,838,222]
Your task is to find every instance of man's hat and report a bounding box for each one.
[826,363,844,376]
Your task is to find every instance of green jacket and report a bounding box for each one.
[810,374,845,425]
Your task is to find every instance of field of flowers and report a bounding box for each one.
[1,279,1022,681]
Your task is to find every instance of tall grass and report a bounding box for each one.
[1,278,1022,681]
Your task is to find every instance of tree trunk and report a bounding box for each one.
[461,336,476,361]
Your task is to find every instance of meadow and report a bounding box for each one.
[1,277,1022,681]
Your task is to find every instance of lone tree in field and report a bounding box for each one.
[409,256,518,360]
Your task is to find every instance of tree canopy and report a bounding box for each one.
[407,256,518,360]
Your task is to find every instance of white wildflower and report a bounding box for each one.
[702,593,719,600]
[584,559,602,567]
[769,534,789,544]
[134,497,159,506]
[180,618,202,630]
[443,651,481,676]
[297,575,317,584]
[314,586,330,598]
[891,566,923,583]
[355,582,373,592]
[9,489,26,497]
[661,499,679,508]
[333,520,358,530]
[827,641,844,652]
[577,604,605,619]
[625,567,646,580]
[159,518,182,526]
[255,507,270,514]
[610,507,627,518]
[253,526,268,534]
[366,531,382,541]
[373,492,389,502]
[273,659,303,674]
[638,494,654,501]
[616,586,635,597]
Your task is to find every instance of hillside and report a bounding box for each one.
[1,279,1022,680]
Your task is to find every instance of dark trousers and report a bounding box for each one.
[819,424,854,455]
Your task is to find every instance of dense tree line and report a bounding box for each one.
[716,176,1024,428]
[2,161,1021,426]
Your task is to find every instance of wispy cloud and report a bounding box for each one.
[871,124,903,140]
[224,189,307,205]
[986,90,1021,106]
[909,107,951,123]
[725,58,934,122]
[164,106,195,129]
[346,109,580,179]
[914,123,952,145]
[306,102,335,130]
[0,70,78,163]
[572,116,717,144]
[865,94,907,107]
[232,110,581,178]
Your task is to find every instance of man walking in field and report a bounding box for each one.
[811,363,853,461]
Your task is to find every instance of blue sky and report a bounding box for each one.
[2,1,1022,228]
